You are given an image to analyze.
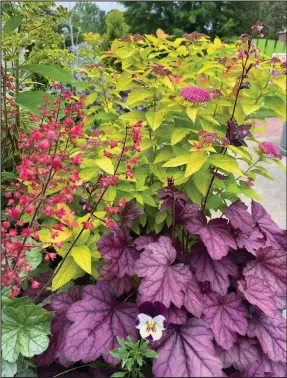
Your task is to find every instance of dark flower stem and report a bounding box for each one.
[172,191,176,247]
[36,125,129,299]
[202,39,252,214]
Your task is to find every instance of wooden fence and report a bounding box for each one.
[253,38,286,56]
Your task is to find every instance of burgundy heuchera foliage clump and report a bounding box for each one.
[34,177,286,377]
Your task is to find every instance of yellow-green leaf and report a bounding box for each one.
[171,128,190,145]
[214,37,222,48]
[162,155,190,167]
[38,228,72,244]
[208,154,243,175]
[242,103,261,116]
[103,186,116,202]
[185,151,207,177]
[145,111,165,131]
[52,256,84,291]
[192,170,211,195]
[186,107,197,123]
[95,157,114,175]
[71,246,91,274]
[126,89,153,106]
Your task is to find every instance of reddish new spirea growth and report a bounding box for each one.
[181,86,211,103]
[259,142,282,160]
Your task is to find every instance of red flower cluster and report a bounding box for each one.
[181,86,211,104]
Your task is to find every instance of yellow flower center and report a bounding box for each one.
[147,322,155,331]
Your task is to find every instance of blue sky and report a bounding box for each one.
[57,2,126,12]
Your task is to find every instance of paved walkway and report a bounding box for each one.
[246,118,286,229]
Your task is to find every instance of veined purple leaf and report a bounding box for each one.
[36,288,81,367]
[198,219,237,260]
[64,283,138,364]
[226,122,251,147]
[237,276,278,318]
[158,187,190,213]
[190,243,238,295]
[203,293,249,349]
[252,201,286,250]
[22,271,52,304]
[134,235,156,251]
[97,225,139,277]
[243,247,287,298]
[231,361,271,377]
[98,262,133,297]
[224,200,254,235]
[120,199,144,228]
[135,236,192,308]
[167,306,187,325]
[247,312,286,362]
[236,227,265,255]
[183,276,204,318]
[260,350,287,377]
[153,318,224,377]
[176,203,207,233]
[215,337,259,370]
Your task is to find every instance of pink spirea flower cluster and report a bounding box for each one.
[181,86,211,103]
[259,141,283,159]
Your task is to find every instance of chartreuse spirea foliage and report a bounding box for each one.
[1,22,287,378]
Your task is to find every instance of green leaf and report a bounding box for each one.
[126,89,153,105]
[162,155,190,168]
[2,359,17,377]
[2,305,52,363]
[186,107,197,123]
[141,193,157,207]
[111,372,126,377]
[153,147,173,164]
[71,246,91,274]
[103,186,117,202]
[241,186,263,201]
[185,151,207,177]
[272,158,286,173]
[120,111,145,123]
[145,111,165,131]
[192,170,211,195]
[226,145,252,164]
[20,65,88,88]
[4,14,23,34]
[249,167,274,181]
[95,157,114,175]
[52,256,84,291]
[208,154,243,175]
[171,128,190,145]
[15,91,57,117]
[199,115,220,126]
[185,180,202,204]
[144,349,159,358]
[242,102,261,116]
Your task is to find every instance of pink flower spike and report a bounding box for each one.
[31,280,40,289]
[181,86,211,103]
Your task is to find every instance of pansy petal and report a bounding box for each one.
[135,313,152,329]
[154,301,167,317]
[153,315,167,330]
[139,301,157,317]
[139,324,152,340]
[150,326,163,341]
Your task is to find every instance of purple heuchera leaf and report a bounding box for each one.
[166,306,187,325]
[158,186,190,213]
[190,243,238,295]
[64,283,138,364]
[231,361,272,377]
[260,350,287,377]
[183,275,204,318]
[153,318,224,377]
[198,218,237,260]
[236,227,265,255]
[215,337,259,370]
[203,293,249,349]
[252,201,286,250]
[224,200,254,235]
[135,236,192,308]
[22,271,52,304]
[243,247,287,300]
[36,288,81,367]
[247,311,286,363]
[98,262,133,297]
[97,225,139,277]
[120,199,144,228]
[226,121,251,147]
[176,203,207,233]
[134,235,156,251]
[237,276,278,318]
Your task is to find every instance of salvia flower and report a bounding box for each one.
[135,301,167,341]
[259,142,282,160]
[181,86,211,104]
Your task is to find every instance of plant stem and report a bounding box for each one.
[171,191,176,247]
[36,125,129,298]
[53,364,91,378]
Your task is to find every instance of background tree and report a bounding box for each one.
[71,2,106,34]
[102,9,129,49]
[120,1,285,40]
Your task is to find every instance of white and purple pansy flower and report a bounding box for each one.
[135,301,167,341]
